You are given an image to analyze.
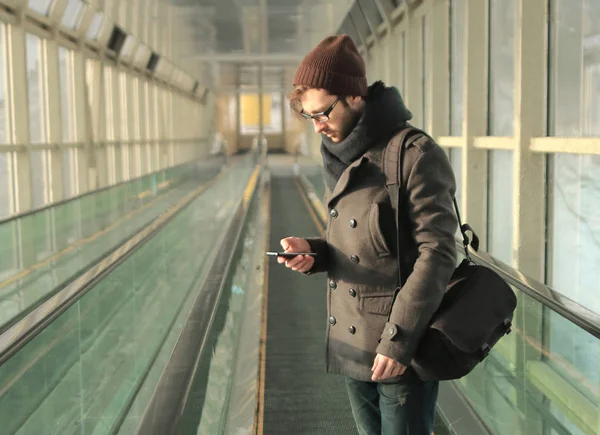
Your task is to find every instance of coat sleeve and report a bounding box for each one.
[375,142,458,366]
[303,237,330,274]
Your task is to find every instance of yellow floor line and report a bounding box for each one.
[255,177,270,435]
[295,178,325,234]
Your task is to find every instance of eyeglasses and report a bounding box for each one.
[300,98,340,122]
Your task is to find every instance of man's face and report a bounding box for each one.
[299,88,363,143]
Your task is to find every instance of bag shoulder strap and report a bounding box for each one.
[383,127,479,285]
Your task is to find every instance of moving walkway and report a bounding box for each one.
[0,153,597,435]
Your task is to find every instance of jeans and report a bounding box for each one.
[345,372,439,435]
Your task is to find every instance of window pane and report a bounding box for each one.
[489,0,516,136]
[341,19,361,49]
[59,46,73,142]
[0,25,8,217]
[487,150,514,264]
[399,32,406,96]
[379,0,396,15]
[63,149,73,198]
[61,0,84,29]
[0,24,6,145]
[422,15,430,129]
[550,0,600,136]
[0,153,10,218]
[450,0,466,136]
[549,154,600,309]
[86,12,104,41]
[357,0,383,27]
[28,0,53,15]
[350,3,370,40]
[449,148,463,210]
[30,150,46,208]
[26,33,43,144]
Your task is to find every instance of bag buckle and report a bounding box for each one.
[480,343,491,361]
[504,318,512,335]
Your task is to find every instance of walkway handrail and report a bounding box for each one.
[296,172,600,341]
[0,139,212,226]
[135,165,263,434]
[0,165,228,367]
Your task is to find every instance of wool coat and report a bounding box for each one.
[306,112,458,383]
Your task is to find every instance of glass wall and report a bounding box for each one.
[449,0,465,136]
[62,0,85,29]
[488,0,516,136]
[487,150,514,264]
[549,154,600,309]
[422,15,429,129]
[398,31,406,97]
[59,46,77,198]
[550,0,600,136]
[28,0,53,16]
[0,23,9,218]
[26,33,48,209]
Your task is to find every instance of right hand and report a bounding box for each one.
[278,237,315,273]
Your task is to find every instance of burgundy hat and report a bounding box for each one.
[293,35,367,97]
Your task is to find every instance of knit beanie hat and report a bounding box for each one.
[294,35,367,97]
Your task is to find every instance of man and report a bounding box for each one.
[278,35,458,435]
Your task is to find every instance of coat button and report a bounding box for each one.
[329,280,337,290]
[349,288,356,298]
[351,255,359,264]
[329,316,336,325]
[349,219,357,228]
[330,208,338,218]
[348,326,356,335]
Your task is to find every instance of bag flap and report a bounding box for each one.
[429,265,517,353]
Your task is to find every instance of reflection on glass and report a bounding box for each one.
[489,0,516,136]
[450,0,465,136]
[61,0,84,29]
[28,0,53,15]
[487,150,513,264]
[549,154,600,311]
[0,159,251,434]
[86,12,104,41]
[455,260,600,435]
[26,33,43,144]
[550,0,600,136]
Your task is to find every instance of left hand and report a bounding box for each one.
[371,353,407,381]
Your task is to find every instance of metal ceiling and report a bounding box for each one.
[167,0,400,90]
[164,0,349,89]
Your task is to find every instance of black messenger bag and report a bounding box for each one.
[383,127,517,381]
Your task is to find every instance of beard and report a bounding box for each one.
[327,106,363,142]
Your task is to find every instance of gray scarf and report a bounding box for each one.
[321,81,412,192]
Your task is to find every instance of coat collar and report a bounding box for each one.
[326,151,383,207]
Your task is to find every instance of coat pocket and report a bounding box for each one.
[368,203,391,258]
[359,291,395,316]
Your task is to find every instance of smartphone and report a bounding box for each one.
[266,251,317,258]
